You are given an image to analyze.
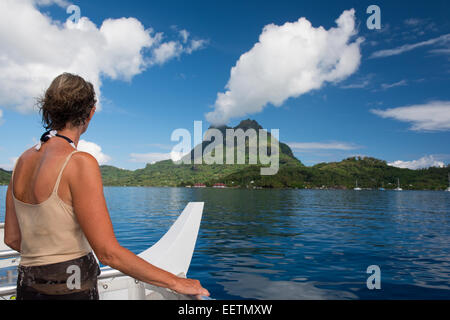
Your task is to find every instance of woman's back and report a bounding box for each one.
[12,140,92,267]
[13,140,75,206]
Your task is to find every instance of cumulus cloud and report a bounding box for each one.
[77,140,111,165]
[205,9,363,125]
[371,101,450,131]
[0,0,205,114]
[388,155,445,170]
[370,33,450,58]
[130,151,187,164]
[288,142,361,151]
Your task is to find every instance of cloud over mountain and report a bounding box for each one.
[206,9,363,125]
[388,155,445,170]
[77,140,111,165]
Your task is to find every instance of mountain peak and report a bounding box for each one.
[234,119,263,131]
[208,119,263,135]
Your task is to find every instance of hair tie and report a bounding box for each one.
[35,130,58,150]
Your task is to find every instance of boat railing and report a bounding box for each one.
[0,250,20,259]
[0,286,15,298]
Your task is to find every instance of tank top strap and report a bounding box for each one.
[10,158,19,189]
[52,150,81,194]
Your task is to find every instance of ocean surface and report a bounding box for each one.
[1,186,449,300]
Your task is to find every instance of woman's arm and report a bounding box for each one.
[69,152,209,297]
[4,177,21,252]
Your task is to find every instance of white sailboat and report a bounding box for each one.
[394,178,403,191]
[0,202,208,300]
[353,180,362,191]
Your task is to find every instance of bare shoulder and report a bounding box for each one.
[67,152,104,195]
[73,151,98,162]
[71,151,100,169]
[66,151,103,189]
[14,147,36,170]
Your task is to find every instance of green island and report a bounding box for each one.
[100,120,450,190]
[1,120,449,190]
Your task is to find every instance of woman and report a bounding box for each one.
[3,73,209,300]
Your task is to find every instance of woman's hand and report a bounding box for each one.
[172,277,210,297]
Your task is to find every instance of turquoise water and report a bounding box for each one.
[1,186,449,299]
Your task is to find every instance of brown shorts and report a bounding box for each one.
[16,252,101,300]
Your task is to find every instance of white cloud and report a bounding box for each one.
[370,33,450,58]
[34,0,70,7]
[371,101,450,131]
[179,29,189,43]
[77,140,111,165]
[186,39,207,54]
[130,152,172,164]
[0,109,3,126]
[429,48,450,55]
[341,79,370,89]
[381,80,407,90]
[403,18,423,27]
[341,73,375,90]
[288,142,361,151]
[0,157,19,171]
[205,9,363,125]
[130,151,187,164]
[388,155,445,170]
[0,0,205,114]
[151,41,183,65]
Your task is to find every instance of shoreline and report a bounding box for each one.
[1,183,448,192]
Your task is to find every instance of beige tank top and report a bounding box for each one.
[12,150,92,267]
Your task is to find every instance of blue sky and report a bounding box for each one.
[0,0,449,170]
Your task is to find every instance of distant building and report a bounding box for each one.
[213,183,226,188]
[193,183,206,188]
